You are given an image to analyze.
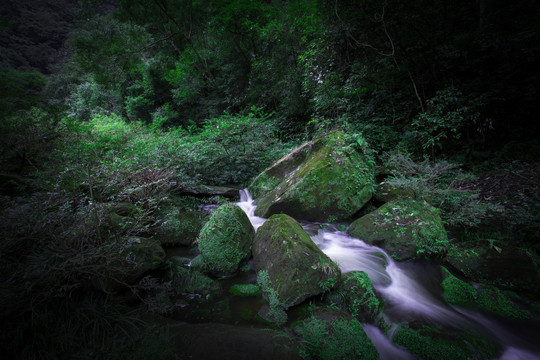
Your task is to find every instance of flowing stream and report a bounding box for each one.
[237,189,540,360]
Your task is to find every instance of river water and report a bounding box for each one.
[237,189,540,360]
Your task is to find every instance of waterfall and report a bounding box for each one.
[237,189,540,360]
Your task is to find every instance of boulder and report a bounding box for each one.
[440,267,533,320]
[294,309,379,360]
[251,131,374,222]
[324,271,383,322]
[197,203,255,277]
[155,206,209,247]
[348,199,448,261]
[373,181,416,203]
[445,240,540,293]
[392,323,501,360]
[253,214,341,308]
[176,185,241,200]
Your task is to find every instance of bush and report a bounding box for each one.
[382,152,502,229]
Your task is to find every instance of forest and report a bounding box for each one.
[1,0,539,359]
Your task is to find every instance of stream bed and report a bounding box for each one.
[236,189,540,360]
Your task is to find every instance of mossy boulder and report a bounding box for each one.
[229,283,261,297]
[251,131,374,222]
[165,258,221,301]
[253,214,341,308]
[373,181,416,203]
[445,240,540,293]
[94,237,165,293]
[155,206,209,247]
[197,203,255,277]
[441,267,533,320]
[324,271,383,322]
[295,310,379,360]
[348,199,448,261]
[392,324,501,360]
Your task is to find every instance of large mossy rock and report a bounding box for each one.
[373,181,416,203]
[197,203,255,277]
[294,309,379,360]
[440,267,533,320]
[250,131,374,222]
[348,199,448,261]
[392,324,502,360]
[324,271,383,322]
[155,206,209,247]
[445,240,540,293]
[253,214,341,308]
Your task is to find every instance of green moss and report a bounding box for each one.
[198,203,254,275]
[248,172,282,200]
[325,271,382,322]
[441,266,477,308]
[441,267,533,320]
[229,283,261,297]
[477,287,533,320]
[393,325,501,360]
[166,259,221,299]
[296,316,379,360]
[253,214,341,308]
[155,206,208,247]
[257,270,288,326]
[254,131,374,222]
[349,199,448,260]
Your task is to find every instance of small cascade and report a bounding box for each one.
[238,189,266,230]
[237,189,540,360]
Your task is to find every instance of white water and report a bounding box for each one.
[237,189,540,360]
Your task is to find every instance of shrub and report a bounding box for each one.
[296,316,379,360]
[382,152,502,229]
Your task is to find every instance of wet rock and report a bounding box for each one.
[348,199,448,261]
[155,206,209,247]
[176,185,241,200]
[229,283,260,297]
[445,240,540,294]
[392,323,502,360]
[250,131,374,222]
[324,271,383,322]
[197,203,255,277]
[373,181,416,203]
[294,308,379,360]
[441,266,534,320]
[253,214,341,308]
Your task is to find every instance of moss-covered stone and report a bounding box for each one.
[229,283,261,297]
[348,199,448,261]
[441,266,533,320]
[295,312,379,360]
[373,181,416,203]
[253,214,341,308]
[324,271,383,322]
[166,259,221,301]
[155,206,209,247]
[198,203,255,277]
[445,240,540,293]
[392,324,501,360]
[251,131,375,222]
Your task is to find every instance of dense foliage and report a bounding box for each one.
[1,0,539,358]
